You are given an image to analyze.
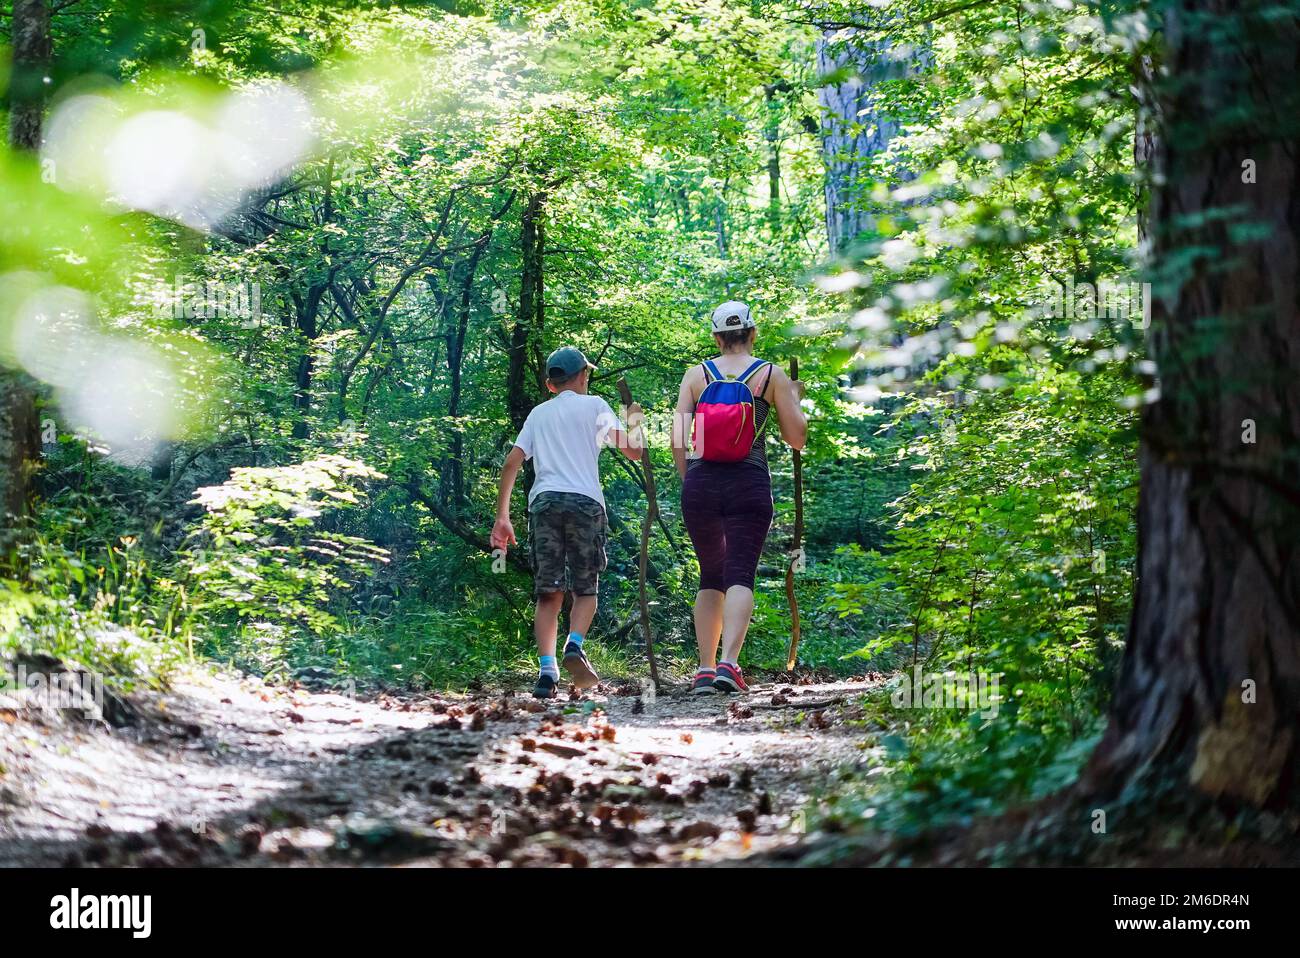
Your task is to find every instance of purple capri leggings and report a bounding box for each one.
[681,462,774,592]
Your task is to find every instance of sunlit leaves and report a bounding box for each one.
[181,456,389,634]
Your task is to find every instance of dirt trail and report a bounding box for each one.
[0,667,881,867]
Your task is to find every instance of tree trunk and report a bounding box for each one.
[817,31,899,254]
[290,160,335,440]
[816,29,924,254]
[441,239,489,509]
[290,285,324,440]
[764,85,781,235]
[507,192,546,434]
[1,0,50,550]
[0,378,39,547]
[1083,1,1300,809]
[7,0,49,150]
[149,442,174,483]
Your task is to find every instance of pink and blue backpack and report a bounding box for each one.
[692,359,773,463]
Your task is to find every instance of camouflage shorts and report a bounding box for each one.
[528,492,608,597]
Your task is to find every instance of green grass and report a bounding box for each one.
[198,604,650,691]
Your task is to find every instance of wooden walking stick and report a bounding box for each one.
[784,357,805,671]
[616,377,661,688]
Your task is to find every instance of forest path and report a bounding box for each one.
[0,666,882,867]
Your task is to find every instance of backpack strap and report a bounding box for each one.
[703,360,724,383]
[739,359,773,390]
[736,358,768,384]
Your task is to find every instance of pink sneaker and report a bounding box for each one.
[691,669,718,695]
[713,662,748,694]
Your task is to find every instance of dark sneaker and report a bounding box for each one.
[712,662,748,694]
[533,674,558,699]
[561,642,599,690]
[691,670,718,695]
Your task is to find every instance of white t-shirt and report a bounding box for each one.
[513,390,623,508]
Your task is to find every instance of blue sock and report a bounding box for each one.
[565,631,585,650]
[539,655,558,680]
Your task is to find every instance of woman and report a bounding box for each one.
[672,300,807,694]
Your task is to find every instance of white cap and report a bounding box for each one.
[711,300,755,332]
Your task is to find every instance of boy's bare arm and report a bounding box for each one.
[491,446,526,550]
[612,402,645,461]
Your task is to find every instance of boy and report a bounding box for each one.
[490,346,644,698]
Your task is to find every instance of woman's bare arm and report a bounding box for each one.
[766,363,807,450]
[671,366,701,479]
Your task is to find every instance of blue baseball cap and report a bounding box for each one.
[546,346,595,380]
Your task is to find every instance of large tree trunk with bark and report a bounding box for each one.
[7,0,49,149]
[1,0,50,548]
[1083,1,1300,809]
[816,30,917,254]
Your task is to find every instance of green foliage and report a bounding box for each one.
[866,362,1135,707]
[1,0,1160,840]
[176,455,389,636]
[821,683,1106,837]
[2,522,184,691]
